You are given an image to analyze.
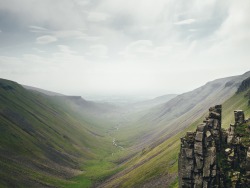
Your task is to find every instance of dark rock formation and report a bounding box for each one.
[178,106,250,188]
[224,110,250,187]
[237,77,250,93]
[178,105,222,188]
[236,77,250,106]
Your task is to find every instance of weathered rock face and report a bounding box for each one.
[178,105,222,188]
[178,106,250,188]
[224,110,250,187]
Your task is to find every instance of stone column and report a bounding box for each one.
[234,110,245,125]
[178,105,222,188]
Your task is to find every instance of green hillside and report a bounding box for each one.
[111,72,250,153]
[1,75,250,188]
[101,81,250,188]
[0,79,121,187]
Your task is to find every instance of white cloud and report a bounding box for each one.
[29,25,48,32]
[57,45,76,54]
[174,19,196,25]
[87,12,109,22]
[36,35,57,44]
[0,56,21,66]
[74,0,90,7]
[189,29,197,32]
[97,0,169,24]
[30,26,99,42]
[215,0,250,40]
[53,30,100,41]
[88,44,108,58]
[120,40,154,58]
[54,30,86,38]
[33,48,45,53]
[127,40,153,51]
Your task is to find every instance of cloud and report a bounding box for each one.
[53,30,99,41]
[36,35,57,44]
[0,0,250,96]
[30,26,99,42]
[120,40,154,58]
[214,0,250,39]
[0,56,21,66]
[87,12,109,22]
[174,19,196,25]
[33,48,45,53]
[29,25,48,32]
[74,0,90,7]
[189,29,197,32]
[0,51,87,94]
[57,45,76,54]
[0,0,88,29]
[127,40,153,51]
[88,44,108,58]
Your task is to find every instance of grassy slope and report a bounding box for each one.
[102,90,250,188]
[0,79,119,187]
[1,76,249,188]
[112,73,250,153]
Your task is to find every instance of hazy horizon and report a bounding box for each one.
[1,0,250,97]
[6,70,248,102]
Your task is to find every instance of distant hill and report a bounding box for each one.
[121,71,250,149]
[24,85,119,115]
[131,94,177,111]
[23,85,65,96]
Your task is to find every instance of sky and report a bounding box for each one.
[0,0,250,99]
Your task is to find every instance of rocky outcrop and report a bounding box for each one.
[178,105,222,188]
[224,110,250,187]
[236,76,250,106]
[178,106,250,188]
[237,77,250,93]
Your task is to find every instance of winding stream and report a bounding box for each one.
[109,122,125,156]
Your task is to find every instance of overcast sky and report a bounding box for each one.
[0,0,250,99]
